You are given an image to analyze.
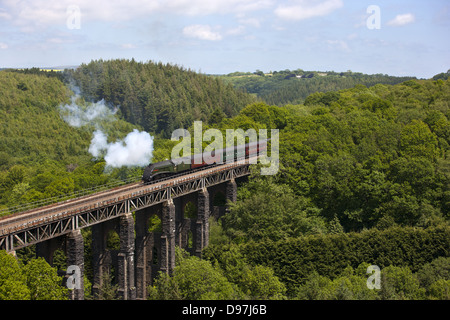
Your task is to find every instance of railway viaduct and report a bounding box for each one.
[0,157,254,300]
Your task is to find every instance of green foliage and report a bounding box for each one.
[222,174,326,242]
[400,120,438,159]
[207,227,450,299]
[147,272,179,300]
[203,243,287,299]
[22,257,69,300]
[416,257,450,298]
[295,264,435,300]
[238,102,289,129]
[148,248,237,300]
[295,266,379,300]
[0,251,30,300]
[147,214,162,233]
[379,265,425,300]
[428,279,450,299]
[0,71,83,165]
[68,59,256,138]
[432,70,450,81]
[219,69,416,106]
[106,230,120,251]
[238,265,287,300]
[203,78,450,300]
[223,79,450,232]
[149,246,287,300]
[0,71,145,214]
[208,218,230,246]
[236,226,450,295]
[93,272,119,300]
[293,258,450,300]
[0,251,68,300]
[294,272,333,300]
[5,67,64,81]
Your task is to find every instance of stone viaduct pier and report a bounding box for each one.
[0,158,252,300]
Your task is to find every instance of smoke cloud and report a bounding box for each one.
[88,130,109,158]
[59,90,154,168]
[89,129,154,168]
[59,97,117,127]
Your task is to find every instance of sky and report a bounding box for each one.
[0,0,449,78]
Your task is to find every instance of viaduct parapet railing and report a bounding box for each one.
[0,157,254,300]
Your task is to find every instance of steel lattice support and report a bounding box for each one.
[0,161,252,252]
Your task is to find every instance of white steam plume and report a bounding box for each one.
[88,130,108,158]
[89,129,154,168]
[59,88,154,168]
[59,97,117,127]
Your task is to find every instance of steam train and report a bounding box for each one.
[142,139,268,183]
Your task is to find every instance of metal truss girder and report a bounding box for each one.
[0,162,252,252]
[9,216,75,250]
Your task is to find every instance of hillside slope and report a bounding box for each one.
[219,69,416,106]
[67,59,256,137]
[213,79,450,233]
[0,71,140,212]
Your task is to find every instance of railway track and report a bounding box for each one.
[0,181,143,236]
[0,157,256,239]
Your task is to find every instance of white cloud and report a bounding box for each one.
[0,9,12,20]
[121,43,137,49]
[238,17,261,28]
[0,0,273,31]
[275,0,343,21]
[326,39,350,52]
[183,25,222,41]
[387,13,415,27]
[226,25,246,36]
[0,42,8,49]
[165,0,273,16]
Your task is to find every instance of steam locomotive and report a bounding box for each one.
[142,139,268,183]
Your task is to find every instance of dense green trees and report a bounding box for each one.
[146,77,450,300]
[148,247,286,300]
[234,226,449,294]
[293,262,449,300]
[201,78,450,300]
[0,71,148,214]
[148,248,237,300]
[0,250,30,299]
[219,69,415,106]
[0,251,67,300]
[221,173,326,242]
[67,59,255,138]
[0,61,257,212]
[274,80,449,231]
[1,63,449,300]
[209,79,449,233]
[204,224,450,299]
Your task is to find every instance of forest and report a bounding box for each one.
[66,59,255,138]
[0,62,449,300]
[218,69,416,106]
[150,76,450,300]
[0,70,145,214]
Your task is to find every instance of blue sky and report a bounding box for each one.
[0,0,448,78]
